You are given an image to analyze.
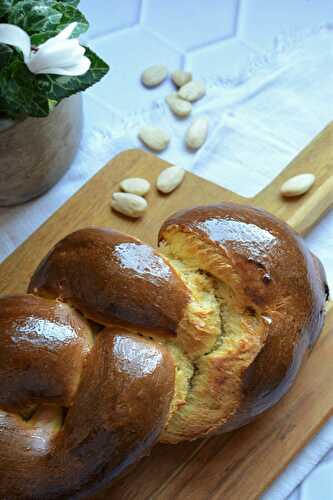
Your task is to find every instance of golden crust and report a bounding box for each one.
[0,310,175,498]
[0,294,93,414]
[159,231,266,442]
[159,203,328,439]
[0,202,328,495]
[29,227,190,337]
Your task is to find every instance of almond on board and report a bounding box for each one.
[156,166,185,194]
[111,192,148,218]
[120,177,151,196]
[280,174,316,197]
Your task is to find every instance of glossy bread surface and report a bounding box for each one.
[0,324,175,499]
[0,202,328,497]
[0,295,92,413]
[29,227,189,335]
[160,203,328,431]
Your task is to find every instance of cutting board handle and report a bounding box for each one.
[253,121,333,236]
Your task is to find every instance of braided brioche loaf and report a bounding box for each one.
[0,203,328,499]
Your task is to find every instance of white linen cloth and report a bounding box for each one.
[0,25,332,500]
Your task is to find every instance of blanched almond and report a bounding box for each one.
[120,177,151,196]
[165,93,192,117]
[111,193,147,218]
[185,117,209,150]
[280,174,316,197]
[141,65,168,87]
[138,126,170,152]
[178,80,206,102]
[171,70,192,88]
[156,166,185,194]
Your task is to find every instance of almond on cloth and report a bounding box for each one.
[138,126,170,152]
[185,117,209,150]
[141,65,168,88]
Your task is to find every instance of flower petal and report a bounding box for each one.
[58,21,78,40]
[0,23,31,63]
[28,39,85,73]
[34,55,91,76]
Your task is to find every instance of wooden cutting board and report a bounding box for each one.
[0,122,333,500]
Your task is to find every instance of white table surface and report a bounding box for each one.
[1,1,333,499]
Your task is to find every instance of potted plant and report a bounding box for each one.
[0,0,109,206]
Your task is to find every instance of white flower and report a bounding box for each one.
[0,22,91,76]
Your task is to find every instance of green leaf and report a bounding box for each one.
[54,2,88,35]
[0,0,78,22]
[37,47,109,101]
[0,1,10,19]
[0,43,13,68]
[0,94,10,117]
[47,97,58,112]
[8,0,88,45]
[8,1,62,36]
[30,2,89,45]
[57,0,80,6]
[0,52,50,118]
[29,30,59,45]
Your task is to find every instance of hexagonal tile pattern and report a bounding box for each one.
[239,0,333,51]
[187,38,259,81]
[141,0,240,51]
[80,0,141,40]
[81,0,333,114]
[88,26,181,111]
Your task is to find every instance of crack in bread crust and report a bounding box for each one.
[159,231,267,443]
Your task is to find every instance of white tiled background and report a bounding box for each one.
[80,0,333,117]
[77,2,333,500]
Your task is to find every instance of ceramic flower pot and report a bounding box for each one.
[0,94,82,206]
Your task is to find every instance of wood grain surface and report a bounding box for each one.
[0,122,332,500]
